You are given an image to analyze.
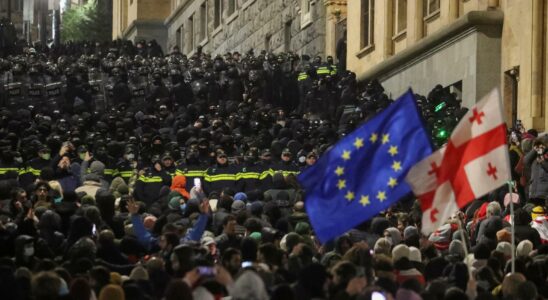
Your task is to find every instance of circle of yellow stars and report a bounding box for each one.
[334,131,401,207]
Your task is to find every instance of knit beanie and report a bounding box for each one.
[403,226,419,240]
[81,195,95,206]
[516,240,533,258]
[496,241,512,258]
[89,161,105,176]
[280,232,302,252]
[448,240,465,258]
[249,232,262,242]
[392,244,410,263]
[295,222,311,235]
[234,192,248,202]
[385,227,402,245]
[409,246,422,263]
[532,206,545,220]
[129,265,149,281]
[231,200,246,214]
[168,195,183,210]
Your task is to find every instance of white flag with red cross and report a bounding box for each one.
[405,89,511,235]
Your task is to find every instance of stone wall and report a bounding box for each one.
[166,0,326,57]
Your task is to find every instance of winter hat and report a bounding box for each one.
[280,232,301,252]
[89,161,105,176]
[374,237,392,256]
[249,201,263,216]
[80,194,96,206]
[403,226,419,240]
[201,236,216,247]
[110,177,129,198]
[532,206,545,220]
[170,175,190,200]
[473,243,490,260]
[129,265,149,281]
[409,246,422,263]
[168,195,183,210]
[496,242,512,258]
[231,270,269,300]
[295,222,311,235]
[234,192,248,202]
[384,227,402,245]
[516,240,533,258]
[392,244,410,263]
[448,240,465,258]
[249,232,262,242]
[231,200,246,214]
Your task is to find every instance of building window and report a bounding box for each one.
[177,25,184,51]
[265,34,271,52]
[423,0,440,17]
[187,15,194,53]
[284,20,292,51]
[360,0,374,49]
[300,0,313,28]
[214,0,222,28]
[12,0,24,11]
[199,2,207,42]
[227,0,237,16]
[393,0,407,35]
[176,27,182,51]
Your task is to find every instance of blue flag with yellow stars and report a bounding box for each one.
[298,90,433,243]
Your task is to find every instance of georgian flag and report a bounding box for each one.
[406,89,511,235]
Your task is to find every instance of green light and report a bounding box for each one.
[436,128,448,139]
[435,102,446,112]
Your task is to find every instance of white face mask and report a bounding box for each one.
[126,153,135,161]
[24,245,34,257]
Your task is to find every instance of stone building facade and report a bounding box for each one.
[112,0,171,52]
[346,0,548,132]
[166,0,327,57]
[113,0,347,59]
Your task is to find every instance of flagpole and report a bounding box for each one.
[508,181,516,273]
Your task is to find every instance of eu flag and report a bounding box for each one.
[298,90,433,243]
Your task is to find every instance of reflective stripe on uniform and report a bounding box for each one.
[317,67,330,75]
[0,167,21,175]
[119,171,134,178]
[297,72,308,81]
[204,174,238,182]
[175,169,206,177]
[236,172,260,180]
[138,175,164,183]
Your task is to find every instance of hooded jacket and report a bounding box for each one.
[170,175,190,200]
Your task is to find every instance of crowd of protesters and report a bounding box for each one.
[1,21,548,299]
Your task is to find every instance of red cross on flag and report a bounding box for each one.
[405,89,511,235]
